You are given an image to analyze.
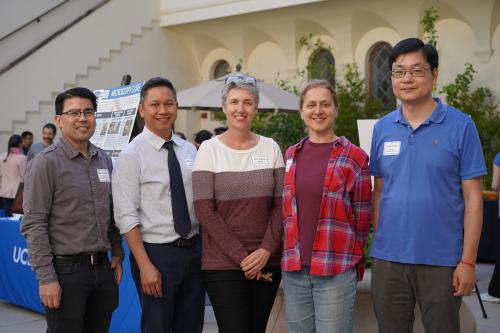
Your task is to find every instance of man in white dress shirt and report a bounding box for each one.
[112,77,204,332]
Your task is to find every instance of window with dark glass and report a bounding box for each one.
[308,48,335,87]
[212,60,230,79]
[369,43,395,110]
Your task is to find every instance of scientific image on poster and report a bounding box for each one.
[122,119,133,137]
[108,121,122,135]
[100,122,109,136]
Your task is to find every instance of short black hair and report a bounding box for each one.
[213,126,228,135]
[140,77,177,104]
[55,87,97,115]
[43,123,57,135]
[194,130,213,144]
[388,38,439,71]
[21,131,33,138]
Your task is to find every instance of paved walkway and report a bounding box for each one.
[1,263,499,332]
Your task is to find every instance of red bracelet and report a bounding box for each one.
[458,259,475,268]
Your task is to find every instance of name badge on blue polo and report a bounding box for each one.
[383,141,401,156]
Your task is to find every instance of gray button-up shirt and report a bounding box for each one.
[21,136,124,284]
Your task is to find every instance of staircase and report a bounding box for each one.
[0,0,165,149]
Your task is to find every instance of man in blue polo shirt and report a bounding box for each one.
[369,38,486,332]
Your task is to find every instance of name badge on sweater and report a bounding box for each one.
[252,155,269,167]
[97,169,111,182]
[383,141,401,156]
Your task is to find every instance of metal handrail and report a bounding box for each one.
[0,0,71,42]
[0,0,110,76]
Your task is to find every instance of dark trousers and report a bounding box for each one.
[488,218,500,297]
[0,197,13,216]
[45,258,118,333]
[203,266,282,333]
[130,240,205,333]
[371,258,461,333]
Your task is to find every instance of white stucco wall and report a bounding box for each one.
[0,0,64,38]
[161,0,325,26]
[0,0,200,149]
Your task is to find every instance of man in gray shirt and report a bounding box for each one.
[21,87,124,333]
[27,123,57,161]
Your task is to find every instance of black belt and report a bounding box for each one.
[53,252,108,266]
[165,234,200,248]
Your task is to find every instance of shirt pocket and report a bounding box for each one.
[327,167,346,194]
[54,262,77,274]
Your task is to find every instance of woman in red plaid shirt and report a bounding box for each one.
[281,79,372,333]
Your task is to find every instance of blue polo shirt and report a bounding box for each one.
[369,98,486,266]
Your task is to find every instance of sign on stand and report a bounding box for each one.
[91,81,144,164]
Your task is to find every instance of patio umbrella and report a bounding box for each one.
[177,69,299,112]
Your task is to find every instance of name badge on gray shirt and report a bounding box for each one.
[97,169,111,182]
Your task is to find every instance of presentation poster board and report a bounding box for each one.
[91,81,144,164]
[357,119,378,158]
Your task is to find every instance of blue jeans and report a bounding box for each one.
[283,267,357,333]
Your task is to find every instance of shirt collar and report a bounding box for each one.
[142,126,181,151]
[393,98,447,125]
[296,136,346,150]
[57,136,97,159]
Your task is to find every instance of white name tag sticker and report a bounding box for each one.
[383,141,401,156]
[184,157,194,170]
[285,159,293,172]
[252,155,269,167]
[97,169,111,182]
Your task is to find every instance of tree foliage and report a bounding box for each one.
[440,64,500,187]
[421,7,439,47]
[336,64,388,146]
[420,6,500,186]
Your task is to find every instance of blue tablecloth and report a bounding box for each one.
[0,218,140,332]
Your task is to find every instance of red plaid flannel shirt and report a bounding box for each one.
[281,136,372,279]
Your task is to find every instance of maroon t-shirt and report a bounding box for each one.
[295,138,336,266]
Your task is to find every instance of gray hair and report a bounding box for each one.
[221,82,259,105]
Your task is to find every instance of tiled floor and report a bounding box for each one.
[1,263,499,333]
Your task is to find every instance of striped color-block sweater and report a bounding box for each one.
[192,135,285,270]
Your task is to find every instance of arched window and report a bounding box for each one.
[212,60,230,79]
[309,48,335,87]
[369,42,395,110]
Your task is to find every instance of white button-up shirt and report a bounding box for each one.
[112,127,199,243]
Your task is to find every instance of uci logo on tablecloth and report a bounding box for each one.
[12,246,31,266]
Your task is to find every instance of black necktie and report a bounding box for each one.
[163,141,191,238]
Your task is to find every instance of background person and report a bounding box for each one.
[192,129,213,149]
[213,126,228,135]
[112,77,205,333]
[192,75,284,333]
[175,131,187,140]
[281,79,371,333]
[0,134,27,216]
[481,152,500,303]
[370,38,486,332]
[21,130,33,155]
[27,123,57,161]
[21,87,124,333]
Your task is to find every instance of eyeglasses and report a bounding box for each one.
[224,75,257,86]
[61,108,96,118]
[391,68,431,79]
